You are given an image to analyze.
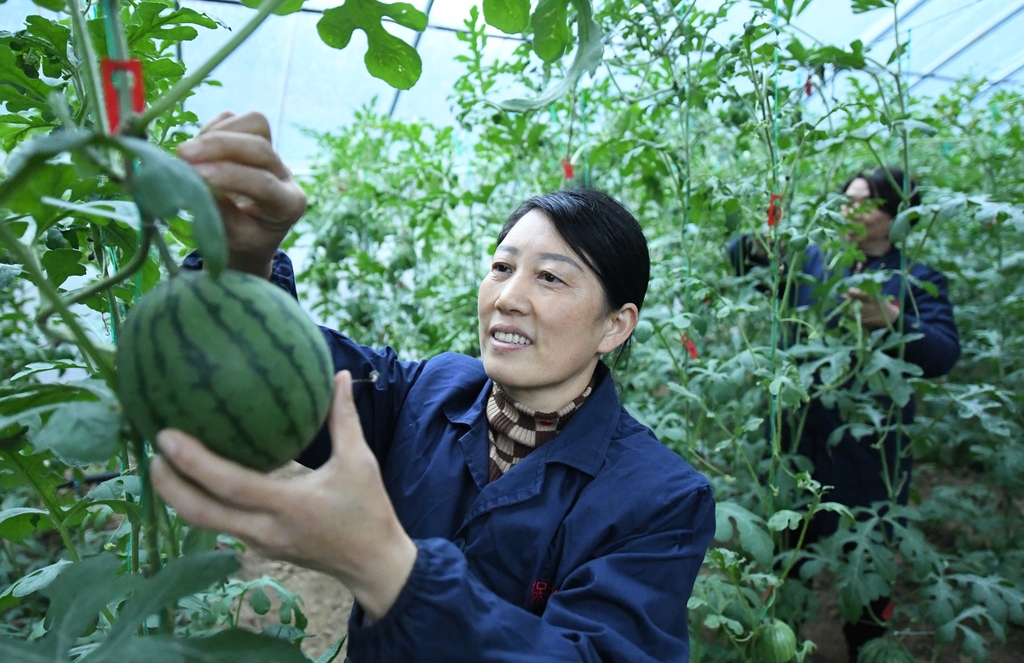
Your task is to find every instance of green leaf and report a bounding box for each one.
[531,0,571,61]
[0,507,54,543]
[89,551,241,659]
[851,0,890,13]
[240,0,306,16]
[498,0,603,112]
[119,629,312,663]
[714,502,774,567]
[483,0,530,34]
[0,47,56,114]
[182,526,220,554]
[40,248,86,287]
[115,137,226,277]
[31,400,123,466]
[249,586,272,615]
[767,509,802,532]
[4,129,95,180]
[0,560,71,611]
[4,163,79,229]
[314,637,347,663]
[41,554,144,651]
[317,0,427,90]
[31,0,65,10]
[0,638,50,663]
[0,263,22,290]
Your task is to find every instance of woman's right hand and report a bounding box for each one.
[177,111,307,278]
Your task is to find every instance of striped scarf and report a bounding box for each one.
[486,379,594,483]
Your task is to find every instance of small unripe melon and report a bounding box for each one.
[116,270,334,471]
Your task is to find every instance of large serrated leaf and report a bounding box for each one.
[714,502,774,567]
[498,0,603,112]
[316,0,427,90]
[114,137,226,277]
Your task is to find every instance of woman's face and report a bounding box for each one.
[842,177,893,247]
[478,210,636,412]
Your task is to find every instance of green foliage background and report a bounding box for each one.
[2,0,1023,661]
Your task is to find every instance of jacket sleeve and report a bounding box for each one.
[345,482,716,663]
[898,267,960,378]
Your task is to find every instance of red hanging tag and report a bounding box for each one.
[681,335,698,359]
[561,158,575,179]
[768,193,782,227]
[101,58,146,133]
[805,73,813,98]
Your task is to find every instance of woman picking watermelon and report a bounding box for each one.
[150,111,716,663]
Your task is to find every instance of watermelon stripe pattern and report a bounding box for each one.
[117,270,335,472]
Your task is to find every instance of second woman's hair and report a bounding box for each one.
[498,190,650,315]
[843,166,921,220]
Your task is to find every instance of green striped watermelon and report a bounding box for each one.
[116,270,334,472]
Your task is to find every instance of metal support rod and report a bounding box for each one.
[982,52,1024,92]
[909,0,1024,89]
[859,0,931,50]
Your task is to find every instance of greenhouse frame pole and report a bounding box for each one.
[909,0,1024,90]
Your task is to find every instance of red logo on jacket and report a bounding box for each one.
[531,580,558,606]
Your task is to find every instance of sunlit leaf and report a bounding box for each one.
[317,0,427,90]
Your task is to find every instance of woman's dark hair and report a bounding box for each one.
[842,166,921,220]
[497,190,650,367]
[498,190,650,315]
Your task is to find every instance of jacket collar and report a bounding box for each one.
[443,362,619,478]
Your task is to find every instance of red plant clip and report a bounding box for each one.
[101,58,145,133]
[682,335,698,359]
[880,600,895,622]
[805,73,813,98]
[561,158,575,179]
[768,193,782,227]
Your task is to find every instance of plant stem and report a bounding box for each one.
[131,0,290,130]
[66,0,109,133]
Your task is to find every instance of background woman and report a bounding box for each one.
[151,111,716,663]
[730,166,960,660]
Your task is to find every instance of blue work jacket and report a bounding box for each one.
[257,253,717,663]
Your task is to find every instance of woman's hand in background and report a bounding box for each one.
[177,111,307,278]
[844,287,900,330]
[149,371,418,622]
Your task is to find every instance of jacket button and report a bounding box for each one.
[453,538,466,551]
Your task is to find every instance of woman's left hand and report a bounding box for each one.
[150,371,418,622]
[844,287,900,329]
